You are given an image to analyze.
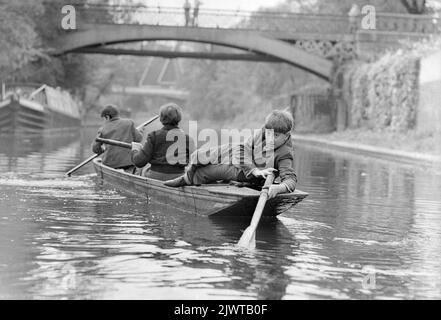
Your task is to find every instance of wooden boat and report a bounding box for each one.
[93,158,308,217]
[0,83,81,133]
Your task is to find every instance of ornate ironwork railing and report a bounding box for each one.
[375,12,440,33]
[69,3,441,35]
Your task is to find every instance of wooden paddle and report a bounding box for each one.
[237,173,275,249]
[95,137,131,149]
[65,115,159,177]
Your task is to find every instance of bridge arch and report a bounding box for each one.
[55,24,333,81]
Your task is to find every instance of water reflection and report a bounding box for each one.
[0,131,441,299]
[291,141,441,299]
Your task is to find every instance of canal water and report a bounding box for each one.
[1,128,441,300]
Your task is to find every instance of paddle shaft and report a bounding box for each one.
[95,137,131,149]
[248,174,275,228]
[237,173,275,248]
[65,115,159,176]
[65,154,99,177]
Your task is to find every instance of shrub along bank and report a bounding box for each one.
[341,37,441,133]
[302,37,440,157]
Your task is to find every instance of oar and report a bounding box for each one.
[95,137,131,149]
[65,154,98,177]
[65,115,159,177]
[237,173,276,249]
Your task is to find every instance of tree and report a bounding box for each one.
[0,0,46,82]
[0,0,125,117]
[284,0,434,14]
[400,0,427,14]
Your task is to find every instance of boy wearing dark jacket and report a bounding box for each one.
[92,104,142,171]
[131,103,193,181]
[164,110,297,199]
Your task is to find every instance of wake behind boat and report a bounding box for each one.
[93,158,308,218]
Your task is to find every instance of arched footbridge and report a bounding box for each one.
[52,4,441,82]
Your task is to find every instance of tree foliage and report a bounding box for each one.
[285,0,437,14]
[0,1,46,82]
[0,0,120,114]
[176,0,441,126]
[400,0,427,14]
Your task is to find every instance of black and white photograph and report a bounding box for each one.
[1,0,441,306]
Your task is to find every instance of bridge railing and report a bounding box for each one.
[375,12,441,33]
[72,3,441,35]
[73,4,352,34]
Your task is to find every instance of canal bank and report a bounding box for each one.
[293,132,441,166]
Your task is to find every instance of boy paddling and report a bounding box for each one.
[130,103,193,181]
[164,110,297,199]
[92,104,143,172]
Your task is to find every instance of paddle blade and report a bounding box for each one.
[237,226,256,249]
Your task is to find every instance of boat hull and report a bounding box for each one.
[0,97,80,133]
[93,159,308,217]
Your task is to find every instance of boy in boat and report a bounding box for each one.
[130,103,193,181]
[164,110,297,199]
[92,104,143,172]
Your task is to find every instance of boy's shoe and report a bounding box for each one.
[164,175,188,187]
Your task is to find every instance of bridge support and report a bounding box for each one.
[331,61,349,131]
[335,96,348,131]
[72,47,281,62]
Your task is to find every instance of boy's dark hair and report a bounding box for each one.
[264,110,294,133]
[100,104,119,119]
[159,103,182,126]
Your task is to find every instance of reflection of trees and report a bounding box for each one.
[87,198,296,299]
[291,143,422,298]
[113,199,296,299]
[342,158,416,241]
[206,218,296,299]
[0,195,41,298]
[406,171,441,297]
[295,143,416,240]
[0,131,83,174]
